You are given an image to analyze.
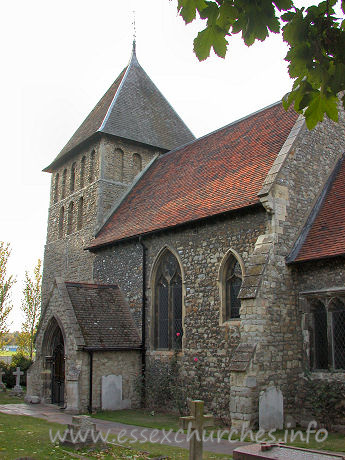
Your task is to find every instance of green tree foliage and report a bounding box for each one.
[176,0,345,129]
[0,242,15,349]
[0,352,33,388]
[19,259,42,359]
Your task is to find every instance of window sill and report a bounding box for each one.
[220,319,241,327]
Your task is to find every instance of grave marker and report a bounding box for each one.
[259,386,283,431]
[180,400,214,460]
[12,367,24,395]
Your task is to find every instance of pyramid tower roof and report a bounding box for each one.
[44,43,195,172]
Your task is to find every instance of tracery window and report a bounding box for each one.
[310,297,345,370]
[133,153,142,178]
[220,253,243,321]
[154,250,183,350]
[70,162,76,192]
[58,207,64,238]
[80,156,86,188]
[53,173,59,203]
[77,197,83,230]
[67,202,74,235]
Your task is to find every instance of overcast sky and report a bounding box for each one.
[1,0,304,331]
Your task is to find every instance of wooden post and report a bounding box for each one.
[180,400,214,460]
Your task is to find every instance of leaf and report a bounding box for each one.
[217,0,238,29]
[177,0,207,23]
[199,2,219,23]
[323,95,338,122]
[281,11,295,22]
[304,93,338,129]
[194,25,228,60]
[273,0,293,11]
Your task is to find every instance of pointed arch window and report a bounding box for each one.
[219,251,243,322]
[80,156,86,188]
[61,169,67,199]
[53,173,59,204]
[154,250,183,350]
[133,153,142,178]
[77,197,83,230]
[58,207,64,238]
[67,202,74,235]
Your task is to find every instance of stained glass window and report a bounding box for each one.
[154,251,183,350]
[313,302,328,369]
[311,298,345,371]
[225,257,242,320]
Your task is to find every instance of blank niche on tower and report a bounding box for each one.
[70,162,76,192]
[67,201,74,235]
[132,153,142,179]
[80,156,86,188]
[77,197,84,230]
[89,150,96,183]
[113,148,124,182]
[58,206,64,238]
[53,173,59,203]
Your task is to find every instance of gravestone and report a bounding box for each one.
[0,369,5,391]
[101,375,130,410]
[180,400,214,460]
[11,367,24,396]
[259,386,283,431]
[61,415,106,449]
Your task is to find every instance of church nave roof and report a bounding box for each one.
[88,102,299,250]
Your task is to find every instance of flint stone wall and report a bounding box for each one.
[93,206,267,416]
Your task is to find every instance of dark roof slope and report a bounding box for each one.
[65,282,141,349]
[289,155,345,263]
[44,46,195,172]
[88,103,298,250]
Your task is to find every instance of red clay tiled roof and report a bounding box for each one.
[88,103,298,249]
[293,156,345,262]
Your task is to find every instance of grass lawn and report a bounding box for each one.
[0,391,24,404]
[92,409,345,454]
[92,408,181,431]
[0,412,232,459]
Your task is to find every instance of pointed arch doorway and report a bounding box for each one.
[43,317,65,406]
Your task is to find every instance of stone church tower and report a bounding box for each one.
[26,45,194,411]
[41,44,195,304]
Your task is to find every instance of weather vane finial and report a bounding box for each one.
[132,10,136,52]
